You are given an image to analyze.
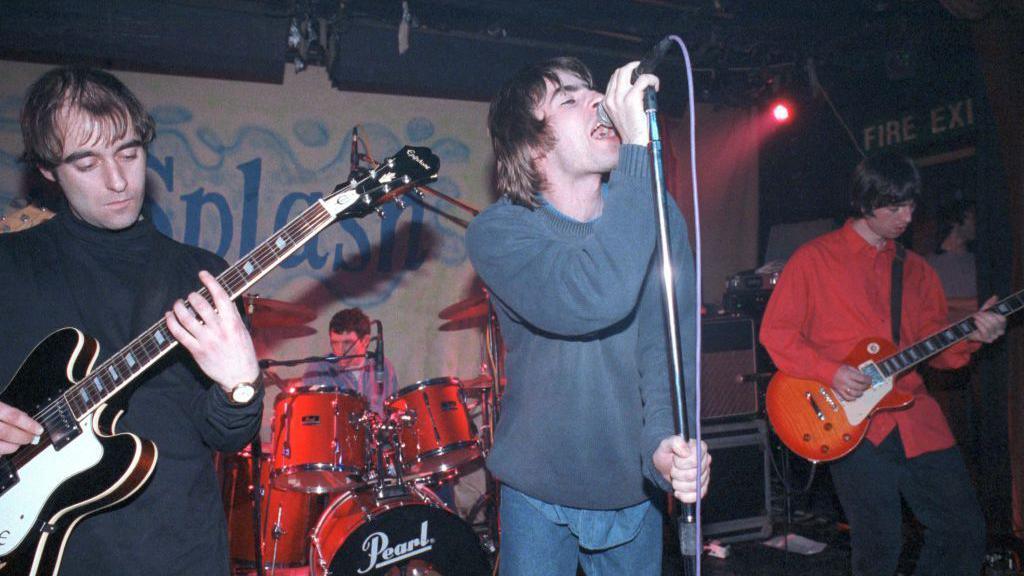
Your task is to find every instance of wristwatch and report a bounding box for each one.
[228,375,261,406]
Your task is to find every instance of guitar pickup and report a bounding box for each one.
[43,400,81,451]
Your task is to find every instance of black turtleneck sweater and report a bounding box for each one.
[0,212,262,575]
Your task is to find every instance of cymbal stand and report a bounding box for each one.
[475,297,504,552]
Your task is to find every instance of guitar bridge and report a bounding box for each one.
[43,400,82,451]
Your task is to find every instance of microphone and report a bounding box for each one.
[373,320,385,391]
[350,126,360,175]
[596,36,673,127]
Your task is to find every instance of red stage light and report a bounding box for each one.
[771,101,792,123]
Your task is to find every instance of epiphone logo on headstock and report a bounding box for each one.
[405,148,430,171]
[358,520,434,574]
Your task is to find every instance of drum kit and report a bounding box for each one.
[222,292,500,576]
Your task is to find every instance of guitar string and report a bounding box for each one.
[54,191,348,420]
[11,201,339,458]
[8,172,433,465]
[877,292,1022,378]
[12,206,339,468]
[15,155,439,466]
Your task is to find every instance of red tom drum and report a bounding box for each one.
[271,385,370,493]
[385,378,481,481]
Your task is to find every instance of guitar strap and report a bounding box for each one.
[891,243,905,345]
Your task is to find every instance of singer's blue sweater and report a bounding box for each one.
[466,144,697,510]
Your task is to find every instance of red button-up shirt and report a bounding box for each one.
[760,221,979,457]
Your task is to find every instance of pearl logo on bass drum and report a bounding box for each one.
[310,485,490,576]
[359,520,434,574]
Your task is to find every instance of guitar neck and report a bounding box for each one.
[42,144,441,424]
[875,288,1024,379]
[61,199,345,421]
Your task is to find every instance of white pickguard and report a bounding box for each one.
[840,367,893,426]
[0,415,103,556]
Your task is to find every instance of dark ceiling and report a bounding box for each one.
[0,0,990,111]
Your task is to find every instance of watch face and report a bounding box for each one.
[232,384,255,404]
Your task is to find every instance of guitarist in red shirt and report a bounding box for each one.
[760,152,1006,576]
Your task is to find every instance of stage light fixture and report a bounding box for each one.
[771,101,792,123]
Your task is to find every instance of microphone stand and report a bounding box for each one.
[642,85,700,572]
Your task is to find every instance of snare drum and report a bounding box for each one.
[220,451,321,569]
[385,378,481,481]
[309,484,489,576]
[271,386,370,493]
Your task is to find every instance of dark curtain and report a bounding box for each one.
[968,7,1024,538]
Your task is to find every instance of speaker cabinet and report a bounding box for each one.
[701,315,759,421]
[701,419,772,543]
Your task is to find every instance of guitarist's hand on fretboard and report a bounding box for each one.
[164,270,260,397]
[966,295,1007,344]
[0,402,44,455]
[832,365,871,402]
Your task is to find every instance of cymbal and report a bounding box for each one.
[460,374,492,389]
[437,316,487,332]
[262,372,305,389]
[438,294,488,321]
[460,373,505,391]
[253,324,317,338]
[243,295,315,328]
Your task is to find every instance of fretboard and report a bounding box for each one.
[875,289,1024,379]
[60,197,348,420]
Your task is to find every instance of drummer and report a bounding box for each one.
[301,307,398,415]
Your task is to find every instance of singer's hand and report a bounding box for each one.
[602,61,659,146]
[653,436,710,503]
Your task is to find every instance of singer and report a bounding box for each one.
[466,57,710,575]
[299,307,398,414]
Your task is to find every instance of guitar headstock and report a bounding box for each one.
[322,145,439,220]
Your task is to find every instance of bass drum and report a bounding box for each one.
[309,485,490,576]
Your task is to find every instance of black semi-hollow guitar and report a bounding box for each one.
[0,146,439,575]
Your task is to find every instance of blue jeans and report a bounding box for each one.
[830,431,986,576]
[498,485,663,576]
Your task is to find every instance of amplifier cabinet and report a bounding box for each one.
[700,418,772,543]
[701,315,759,421]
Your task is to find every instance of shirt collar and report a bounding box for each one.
[841,219,895,256]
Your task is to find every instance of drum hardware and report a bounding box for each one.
[266,504,286,572]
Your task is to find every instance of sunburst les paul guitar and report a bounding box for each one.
[766,288,1023,463]
[0,146,439,576]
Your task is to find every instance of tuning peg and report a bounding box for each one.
[411,187,425,199]
[394,198,406,210]
[374,206,386,218]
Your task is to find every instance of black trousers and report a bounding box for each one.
[829,431,986,576]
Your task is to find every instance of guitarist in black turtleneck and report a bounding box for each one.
[0,67,263,575]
